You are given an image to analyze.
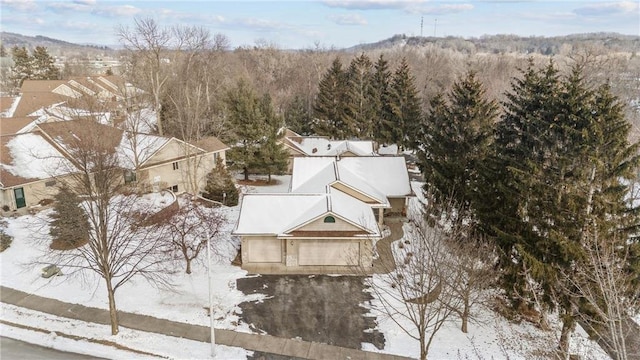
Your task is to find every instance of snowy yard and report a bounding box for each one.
[0,176,612,359]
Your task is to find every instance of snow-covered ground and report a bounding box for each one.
[0,175,612,359]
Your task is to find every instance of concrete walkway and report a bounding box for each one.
[0,286,413,360]
[372,221,404,274]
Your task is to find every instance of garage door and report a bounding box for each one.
[247,239,282,263]
[298,241,360,266]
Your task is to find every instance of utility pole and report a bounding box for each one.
[421,16,424,37]
[434,18,438,37]
[206,232,216,358]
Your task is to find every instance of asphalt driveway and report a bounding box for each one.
[237,275,384,355]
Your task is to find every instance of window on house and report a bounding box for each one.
[123,170,136,184]
[171,185,179,192]
[172,162,179,170]
[323,216,336,223]
[44,180,57,187]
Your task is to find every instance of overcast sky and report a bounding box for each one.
[1,0,639,49]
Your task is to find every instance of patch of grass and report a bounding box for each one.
[0,232,12,252]
[236,178,281,186]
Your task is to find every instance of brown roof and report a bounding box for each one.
[0,116,38,136]
[194,136,229,153]
[13,91,69,117]
[37,119,123,153]
[0,96,17,114]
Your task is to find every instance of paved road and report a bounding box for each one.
[1,337,106,360]
[0,286,414,360]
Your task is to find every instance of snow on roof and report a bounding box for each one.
[117,133,170,169]
[0,96,21,117]
[290,160,389,206]
[291,156,412,198]
[286,137,376,157]
[233,190,380,237]
[1,132,75,182]
[378,144,399,155]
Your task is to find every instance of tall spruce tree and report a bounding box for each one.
[203,156,239,206]
[476,60,640,356]
[386,58,422,149]
[49,186,90,250]
[225,80,266,181]
[418,71,498,219]
[346,53,375,138]
[256,93,289,183]
[31,46,60,80]
[371,55,394,145]
[11,46,32,86]
[284,95,313,135]
[312,57,355,139]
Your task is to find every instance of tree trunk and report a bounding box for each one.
[461,299,469,333]
[105,278,119,335]
[186,258,192,274]
[558,314,575,360]
[268,171,272,183]
[420,334,427,360]
[243,167,249,181]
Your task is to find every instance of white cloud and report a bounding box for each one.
[328,13,368,25]
[1,0,38,11]
[46,1,92,12]
[323,0,426,10]
[574,1,639,16]
[92,4,141,17]
[73,0,96,5]
[410,3,474,15]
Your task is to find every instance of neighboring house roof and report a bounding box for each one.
[233,189,380,237]
[194,136,230,153]
[0,132,75,188]
[0,116,38,136]
[14,76,134,118]
[378,144,399,155]
[284,136,376,157]
[0,96,20,117]
[290,156,413,199]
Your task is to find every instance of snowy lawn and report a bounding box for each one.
[0,188,270,359]
[0,175,612,359]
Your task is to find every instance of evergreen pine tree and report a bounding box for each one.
[203,156,239,206]
[346,53,375,138]
[476,60,640,355]
[225,80,267,181]
[284,95,313,135]
[387,58,423,149]
[256,94,289,183]
[11,46,32,86]
[312,57,355,139]
[49,186,90,250]
[418,71,497,219]
[31,46,60,80]
[371,55,394,145]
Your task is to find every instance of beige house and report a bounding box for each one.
[233,154,412,274]
[0,119,228,212]
[280,129,377,172]
[234,189,381,274]
[290,156,413,224]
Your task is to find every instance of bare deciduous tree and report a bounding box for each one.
[561,229,640,360]
[34,117,175,335]
[366,208,465,360]
[163,197,226,274]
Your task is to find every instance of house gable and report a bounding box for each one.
[285,212,365,235]
[330,181,385,205]
[143,138,198,166]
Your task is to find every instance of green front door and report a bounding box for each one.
[14,188,26,209]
